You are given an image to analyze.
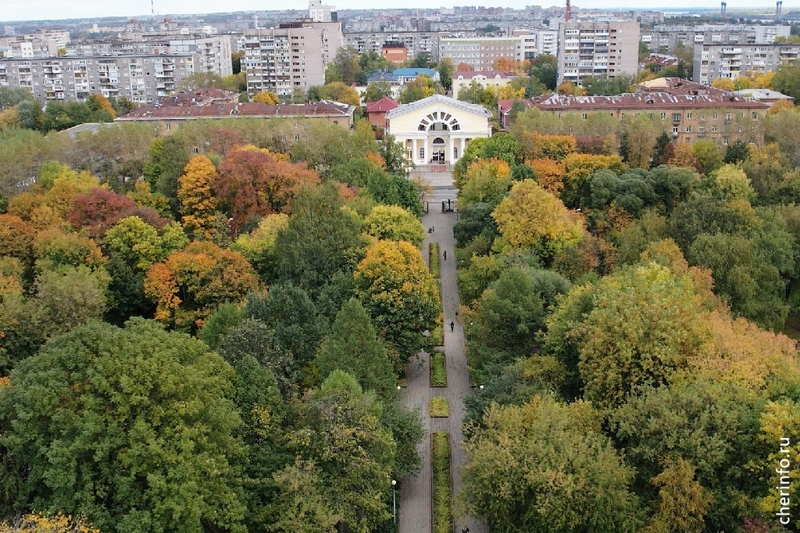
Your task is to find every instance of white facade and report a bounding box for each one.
[440,36,523,70]
[558,21,640,85]
[385,94,492,166]
[694,43,800,84]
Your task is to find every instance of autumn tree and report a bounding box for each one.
[231,213,289,281]
[0,319,246,533]
[363,204,425,247]
[354,239,441,360]
[363,81,394,102]
[216,146,320,232]
[178,155,219,240]
[458,158,513,207]
[67,188,171,239]
[543,263,709,409]
[492,179,584,259]
[253,91,280,104]
[316,82,360,106]
[399,75,438,104]
[144,241,259,331]
[641,458,714,533]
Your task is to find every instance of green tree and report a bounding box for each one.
[772,62,800,102]
[292,371,396,533]
[354,239,441,360]
[0,319,246,533]
[327,47,363,85]
[399,75,438,104]
[692,139,724,176]
[529,54,558,90]
[275,183,367,294]
[437,57,455,91]
[315,298,395,397]
[462,396,641,533]
[363,81,394,102]
[143,136,190,215]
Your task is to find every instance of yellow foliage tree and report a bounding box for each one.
[0,512,101,533]
[518,132,577,161]
[768,99,795,115]
[668,143,701,171]
[178,155,219,240]
[458,158,513,206]
[641,458,713,533]
[252,91,280,104]
[318,82,361,106]
[491,85,526,101]
[711,78,735,91]
[492,179,585,257]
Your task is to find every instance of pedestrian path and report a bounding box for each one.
[398,198,488,533]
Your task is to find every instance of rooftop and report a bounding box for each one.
[453,70,511,79]
[528,92,768,111]
[117,100,355,121]
[365,96,399,113]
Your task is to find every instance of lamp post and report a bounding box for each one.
[391,479,397,524]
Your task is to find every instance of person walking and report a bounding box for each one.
[450,321,455,332]
[443,250,447,260]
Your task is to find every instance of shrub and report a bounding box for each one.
[432,432,452,533]
[429,396,450,417]
[431,350,447,387]
[429,242,440,278]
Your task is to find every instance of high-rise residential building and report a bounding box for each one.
[243,20,343,98]
[0,54,196,103]
[344,31,440,62]
[557,21,640,85]
[642,24,790,54]
[694,43,800,85]
[309,0,337,23]
[439,36,524,70]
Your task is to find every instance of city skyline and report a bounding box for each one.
[2,1,796,23]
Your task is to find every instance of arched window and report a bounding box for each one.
[417,110,460,133]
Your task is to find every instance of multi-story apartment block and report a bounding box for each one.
[558,21,640,85]
[344,31,440,62]
[439,36,523,70]
[0,54,196,103]
[694,43,800,85]
[243,20,343,97]
[642,24,791,54]
[63,36,232,77]
[526,91,767,146]
[309,0,338,22]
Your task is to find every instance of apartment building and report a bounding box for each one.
[451,70,513,99]
[344,31,440,62]
[0,30,70,58]
[557,21,640,85]
[693,43,800,85]
[63,36,232,77]
[0,54,196,103]
[244,20,343,98]
[439,36,528,70]
[642,24,790,54]
[526,91,767,146]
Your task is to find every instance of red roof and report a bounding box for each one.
[365,96,399,113]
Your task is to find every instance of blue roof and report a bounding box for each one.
[367,72,399,83]
[392,68,436,77]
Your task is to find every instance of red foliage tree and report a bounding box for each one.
[215,147,320,231]
[67,188,170,238]
[0,214,36,264]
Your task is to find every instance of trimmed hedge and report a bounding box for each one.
[429,242,440,278]
[430,350,447,387]
[429,396,450,418]
[432,432,452,533]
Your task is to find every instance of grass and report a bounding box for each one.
[429,242,440,278]
[431,432,452,533]
[429,396,450,418]
[430,350,447,387]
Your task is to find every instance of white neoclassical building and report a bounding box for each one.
[385,94,492,168]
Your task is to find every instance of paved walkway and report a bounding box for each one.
[399,183,488,533]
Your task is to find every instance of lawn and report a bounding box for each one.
[429,396,450,418]
[429,242,440,278]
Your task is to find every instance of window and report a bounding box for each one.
[752,112,758,119]
[673,125,679,134]
[165,123,171,130]
[661,112,666,120]
[581,113,587,120]
[687,112,692,119]
[672,113,681,122]
[712,125,718,132]
[419,147,425,159]
[726,112,732,120]
[698,126,705,133]
[454,147,458,159]
[685,125,691,133]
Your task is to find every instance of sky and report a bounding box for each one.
[1,0,793,23]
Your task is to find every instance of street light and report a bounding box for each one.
[391,479,397,524]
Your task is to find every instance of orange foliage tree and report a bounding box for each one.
[144,241,259,330]
[456,62,475,72]
[215,146,320,232]
[518,132,577,162]
[527,158,566,195]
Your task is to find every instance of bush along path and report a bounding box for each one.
[398,205,487,533]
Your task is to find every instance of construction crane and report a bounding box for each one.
[566,0,572,22]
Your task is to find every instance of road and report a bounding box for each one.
[398,170,488,533]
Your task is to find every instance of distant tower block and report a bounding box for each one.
[721,1,726,16]
[776,1,783,21]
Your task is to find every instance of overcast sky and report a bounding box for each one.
[1,1,789,23]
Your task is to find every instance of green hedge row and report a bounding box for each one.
[429,242,440,278]
[429,396,450,418]
[432,432,452,533]
[430,351,447,387]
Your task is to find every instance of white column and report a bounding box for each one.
[460,137,465,158]
[412,138,418,164]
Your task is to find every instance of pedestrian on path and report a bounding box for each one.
[450,321,455,332]
[443,250,447,260]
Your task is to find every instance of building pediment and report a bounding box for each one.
[385,94,493,120]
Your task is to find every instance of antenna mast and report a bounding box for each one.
[151,0,155,16]
[566,0,572,22]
